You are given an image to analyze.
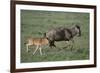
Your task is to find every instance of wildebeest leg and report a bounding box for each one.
[63,41,69,48]
[66,41,70,47]
[51,41,56,47]
[64,40,74,51]
[70,39,74,51]
[49,41,56,48]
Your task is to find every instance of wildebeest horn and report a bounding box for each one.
[75,25,81,36]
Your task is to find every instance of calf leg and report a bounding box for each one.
[39,47,42,55]
[33,45,39,55]
[26,44,29,52]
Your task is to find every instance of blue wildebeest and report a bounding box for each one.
[44,25,81,48]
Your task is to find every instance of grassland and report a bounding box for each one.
[21,10,89,63]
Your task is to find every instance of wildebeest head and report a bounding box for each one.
[74,25,81,37]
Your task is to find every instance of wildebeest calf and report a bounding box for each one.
[44,25,81,48]
[25,37,49,55]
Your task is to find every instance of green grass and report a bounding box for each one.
[21,10,89,63]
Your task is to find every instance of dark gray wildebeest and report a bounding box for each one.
[44,25,81,49]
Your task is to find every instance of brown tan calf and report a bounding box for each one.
[25,37,49,55]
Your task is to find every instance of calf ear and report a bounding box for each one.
[43,33,46,37]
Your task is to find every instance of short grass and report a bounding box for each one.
[21,10,89,63]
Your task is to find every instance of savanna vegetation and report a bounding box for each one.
[21,10,89,63]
